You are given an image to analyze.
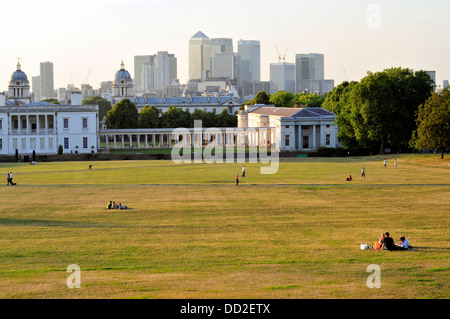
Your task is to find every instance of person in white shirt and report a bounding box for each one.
[397,236,409,250]
[241,165,246,178]
[383,159,387,168]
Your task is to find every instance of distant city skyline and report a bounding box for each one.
[0,0,449,91]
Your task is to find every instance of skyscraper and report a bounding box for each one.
[270,62,295,94]
[238,40,261,83]
[295,53,324,93]
[40,61,54,99]
[211,52,241,87]
[154,51,177,91]
[189,31,211,81]
[32,75,41,102]
[134,55,154,89]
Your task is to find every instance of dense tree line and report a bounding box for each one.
[82,96,112,121]
[245,90,325,108]
[105,99,237,129]
[321,67,435,154]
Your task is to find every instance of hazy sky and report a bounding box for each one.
[1,0,449,91]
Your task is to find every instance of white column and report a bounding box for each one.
[312,125,316,149]
[320,124,325,147]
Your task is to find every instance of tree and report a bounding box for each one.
[322,68,434,153]
[414,86,450,159]
[190,109,215,127]
[161,106,191,128]
[216,109,237,127]
[269,91,294,107]
[252,91,270,105]
[291,93,325,108]
[105,99,139,129]
[138,105,160,128]
[83,96,112,122]
[42,98,60,105]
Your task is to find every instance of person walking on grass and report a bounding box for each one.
[383,159,387,168]
[242,165,246,178]
[9,172,16,185]
[394,159,397,168]
[236,173,239,186]
[361,167,366,179]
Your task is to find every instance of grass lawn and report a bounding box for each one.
[0,154,448,298]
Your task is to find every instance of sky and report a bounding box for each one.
[0,0,449,91]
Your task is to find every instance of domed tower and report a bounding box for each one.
[8,60,31,104]
[112,60,134,101]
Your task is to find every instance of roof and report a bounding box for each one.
[249,106,336,118]
[191,31,209,39]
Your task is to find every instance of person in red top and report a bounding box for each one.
[236,173,239,186]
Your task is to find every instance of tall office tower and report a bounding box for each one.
[40,61,54,99]
[211,52,241,86]
[444,80,449,88]
[270,63,295,94]
[238,40,261,83]
[154,51,177,91]
[210,38,233,56]
[295,53,324,93]
[134,55,154,89]
[425,71,436,87]
[32,75,41,102]
[189,31,212,81]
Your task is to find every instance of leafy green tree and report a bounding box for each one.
[190,109,215,127]
[138,105,161,128]
[42,98,60,105]
[83,96,112,121]
[161,107,191,128]
[105,99,139,129]
[322,68,434,153]
[414,86,450,159]
[252,91,271,105]
[216,109,237,127]
[291,93,325,107]
[269,91,294,107]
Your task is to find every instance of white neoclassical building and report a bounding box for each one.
[0,62,99,156]
[237,105,339,151]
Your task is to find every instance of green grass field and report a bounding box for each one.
[0,154,448,299]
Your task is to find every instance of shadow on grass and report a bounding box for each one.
[0,218,109,228]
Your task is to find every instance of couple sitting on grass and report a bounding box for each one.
[107,201,128,210]
[374,232,411,251]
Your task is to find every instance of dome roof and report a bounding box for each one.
[115,60,132,83]
[10,69,29,84]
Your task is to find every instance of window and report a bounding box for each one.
[63,118,69,129]
[83,137,88,149]
[48,138,53,150]
[64,137,69,149]
[285,125,290,129]
[285,135,290,146]
[40,138,45,150]
[82,118,88,129]
[0,138,2,150]
[30,138,36,150]
[12,138,17,150]
[0,119,2,130]
[326,134,331,146]
[21,138,26,150]
[22,119,27,129]
[13,119,18,129]
[326,124,331,129]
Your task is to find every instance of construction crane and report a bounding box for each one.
[282,47,288,63]
[276,45,281,63]
[82,68,92,85]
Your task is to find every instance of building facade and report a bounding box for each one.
[40,61,55,99]
[0,63,99,156]
[237,105,338,151]
[270,63,295,94]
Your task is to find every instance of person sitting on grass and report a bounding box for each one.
[346,175,353,181]
[380,232,397,251]
[119,203,128,210]
[397,236,410,250]
[107,201,112,209]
